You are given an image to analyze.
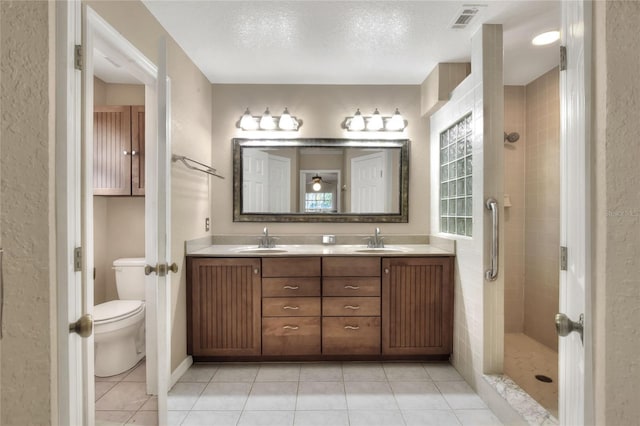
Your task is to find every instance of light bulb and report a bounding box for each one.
[239,107,257,130]
[312,182,322,191]
[278,107,295,130]
[259,107,276,130]
[532,30,560,46]
[386,108,405,131]
[348,109,365,131]
[367,108,384,131]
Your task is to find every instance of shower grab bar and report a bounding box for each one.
[485,198,499,281]
[172,154,225,179]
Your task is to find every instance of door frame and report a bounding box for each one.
[56,3,171,424]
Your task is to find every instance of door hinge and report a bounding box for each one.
[74,247,82,272]
[560,45,567,71]
[74,44,83,70]
[560,246,568,271]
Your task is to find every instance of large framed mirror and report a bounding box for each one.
[233,138,409,222]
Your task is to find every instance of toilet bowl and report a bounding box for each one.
[94,257,146,377]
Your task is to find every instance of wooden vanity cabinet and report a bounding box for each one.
[322,257,381,355]
[261,257,322,356]
[187,257,262,357]
[382,257,454,356]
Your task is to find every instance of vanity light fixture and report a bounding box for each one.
[237,107,302,131]
[344,108,407,132]
[311,175,322,191]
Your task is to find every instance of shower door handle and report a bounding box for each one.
[485,198,499,281]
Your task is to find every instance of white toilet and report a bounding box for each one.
[94,257,146,377]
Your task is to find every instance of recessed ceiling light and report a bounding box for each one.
[532,30,560,46]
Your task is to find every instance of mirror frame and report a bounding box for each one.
[233,138,409,222]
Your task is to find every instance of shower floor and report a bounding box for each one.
[504,332,558,418]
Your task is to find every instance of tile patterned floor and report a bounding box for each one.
[95,360,158,426]
[504,333,559,418]
[167,362,503,426]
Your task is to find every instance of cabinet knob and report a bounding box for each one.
[283,325,299,330]
[344,325,360,330]
[131,150,137,156]
[253,268,259,275]
[384,268,390,274]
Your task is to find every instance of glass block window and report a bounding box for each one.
[440,113,473,236]
[304,192,334,212]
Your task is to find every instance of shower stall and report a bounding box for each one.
[503,66,561,418]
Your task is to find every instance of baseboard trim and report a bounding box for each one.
[170,355,193,388]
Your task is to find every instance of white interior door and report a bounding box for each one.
[351,152,386,213]
[558,1,590,423]
[242,149,268,212]
[268,154,291,213]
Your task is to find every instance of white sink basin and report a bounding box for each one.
[353,247,409,254]
[235,247,289,254]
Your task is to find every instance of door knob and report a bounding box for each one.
[145,262,178,276]
[555,312,584,343]
[69,314,93,338]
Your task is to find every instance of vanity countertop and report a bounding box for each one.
[187,244,454,257]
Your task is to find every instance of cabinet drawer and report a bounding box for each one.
[322,317,381,355]
[263,297,321,317]
[323,277,380,296]
[263,278,321,297]
[262,317,321,356]
[262,257,321,277]
[323,257,380,277]
[322,297,380,317]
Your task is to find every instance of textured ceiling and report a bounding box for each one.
[141,0,561,86]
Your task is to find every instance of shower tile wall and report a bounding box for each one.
[504,86,526,333]
[524,67,560,351]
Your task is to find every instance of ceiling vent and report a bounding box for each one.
[450,5,484,30]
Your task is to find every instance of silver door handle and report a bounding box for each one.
[69,314,94,338]
[555,313,584,343]
[145,262,178,276]
[485,198,499,281]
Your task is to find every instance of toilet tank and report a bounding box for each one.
[113,257,146,300]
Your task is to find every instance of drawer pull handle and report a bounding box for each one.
[344,285,360,290]
[283,306,299,310]
[283,325,299,330]
[283,285,299,290]
[344,325,360,330]
[344,305,360,310]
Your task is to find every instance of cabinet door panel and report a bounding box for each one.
[94,106,131,195]
[188,258,261,356]
[131,105,145,196]
[382,257,453,355]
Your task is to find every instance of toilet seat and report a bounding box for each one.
[94,300,144,325]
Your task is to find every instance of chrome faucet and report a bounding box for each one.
[258,227,277,248]
[366,227,385,248]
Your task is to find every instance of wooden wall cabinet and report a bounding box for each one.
[187,258,262,357]
[93,105,145,196]
[382,257,454,355]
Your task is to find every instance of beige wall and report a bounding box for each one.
[93,79,146,305]
[86,0,212,372]
[0,1,55,424]
[210,84,429,236]
[503,86,526,333]
[592,2,640,424]
[523,67,560,351]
